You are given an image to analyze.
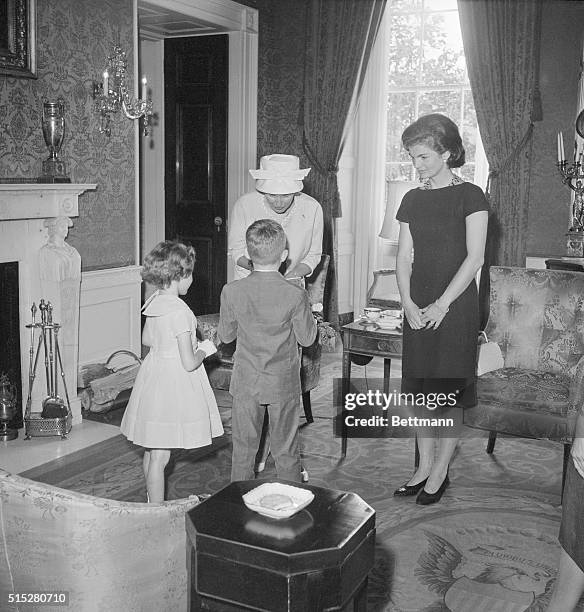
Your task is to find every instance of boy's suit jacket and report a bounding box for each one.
[218,271,317,403]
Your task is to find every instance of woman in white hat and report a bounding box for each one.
[227,154,323,479]
[228,154,323,282]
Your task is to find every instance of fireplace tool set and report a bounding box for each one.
[24,300,72,439]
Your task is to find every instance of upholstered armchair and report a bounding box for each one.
[198,255,331,423]
[0,469,200,611]
[463,266,584,491]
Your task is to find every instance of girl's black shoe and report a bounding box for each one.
[416,475,450,505]
[393,477,428,497]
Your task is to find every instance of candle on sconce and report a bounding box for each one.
[141,76,147,100]
[103,71,109,96]
[560,132,565,163]
[557,133,561,163]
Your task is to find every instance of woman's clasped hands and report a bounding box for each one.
[402,299,424,329]
[403,299,449,330]
[420,301,449,329]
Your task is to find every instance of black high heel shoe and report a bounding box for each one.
[393,477,428,497]
[416,474,450,505]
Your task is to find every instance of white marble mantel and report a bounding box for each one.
[0,184,95,220]
[0,183,97,427]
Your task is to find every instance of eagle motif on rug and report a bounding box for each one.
[414,529,555,611]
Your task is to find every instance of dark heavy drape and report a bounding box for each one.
[458,0,543,268]
[301,0,386,324]
[458,0,542,329]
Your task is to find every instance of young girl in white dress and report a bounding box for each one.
[120,241,224,502]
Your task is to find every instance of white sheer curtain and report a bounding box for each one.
[349,15,389,318]
[347,7,489,318]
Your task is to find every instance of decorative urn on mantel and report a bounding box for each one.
[0,183,97,427]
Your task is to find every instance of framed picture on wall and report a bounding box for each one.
[0,0,36,78]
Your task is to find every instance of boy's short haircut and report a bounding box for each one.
[246,219,287,265]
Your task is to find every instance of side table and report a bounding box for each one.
[340,322,403,457]
[186,479,376,611]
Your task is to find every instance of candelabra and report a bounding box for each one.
[556,127,584,246]
[92,44,153,137]
[557,157,584,232]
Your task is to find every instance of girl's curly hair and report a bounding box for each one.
[141,240,196,289]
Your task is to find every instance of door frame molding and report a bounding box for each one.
[136,0,258,283]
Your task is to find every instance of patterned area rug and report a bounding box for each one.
[24,354,576,611]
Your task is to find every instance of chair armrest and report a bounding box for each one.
[306,254,330,306]
[312,309,339,352]
[568,353,584,419]
[317,319,338,352]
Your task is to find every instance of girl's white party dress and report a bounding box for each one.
[120,292,224,449]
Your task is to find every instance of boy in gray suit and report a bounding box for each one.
[218,219,317,482]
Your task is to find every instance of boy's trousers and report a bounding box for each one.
[230,392,302,482]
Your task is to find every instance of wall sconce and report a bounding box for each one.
[92,44,153,137]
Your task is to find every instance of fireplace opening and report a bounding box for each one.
[0,262,23,429]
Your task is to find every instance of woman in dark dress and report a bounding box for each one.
[394,113,489,505]
[547,409,584,611]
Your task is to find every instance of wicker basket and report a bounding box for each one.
[80,350,141,414]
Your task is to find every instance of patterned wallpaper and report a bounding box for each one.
[527,1,584,258]
[254,1,307,164]
[235,0,309,170]
[0,0,135,270]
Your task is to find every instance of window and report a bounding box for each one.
[343,0,488,314]
[385,0,484,184]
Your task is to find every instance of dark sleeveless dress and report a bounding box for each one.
[396,182,489,406]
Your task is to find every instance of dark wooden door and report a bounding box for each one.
[165,35,228,314]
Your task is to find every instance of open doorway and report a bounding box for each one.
[164,34,228,314]
[137,0,258,303]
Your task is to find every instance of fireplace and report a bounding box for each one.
[0,183,96,427]
[0,262,23,429]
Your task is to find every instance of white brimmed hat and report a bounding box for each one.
[249,154,311,195]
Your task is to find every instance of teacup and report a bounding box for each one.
[363,307,381,321]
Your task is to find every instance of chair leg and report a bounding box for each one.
[302,391,313,424]
[486,431,497,454]
[562,443,571,500]
[414,438,420,469]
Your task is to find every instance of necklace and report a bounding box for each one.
[262,196,297,230]
[420,174,465,190]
